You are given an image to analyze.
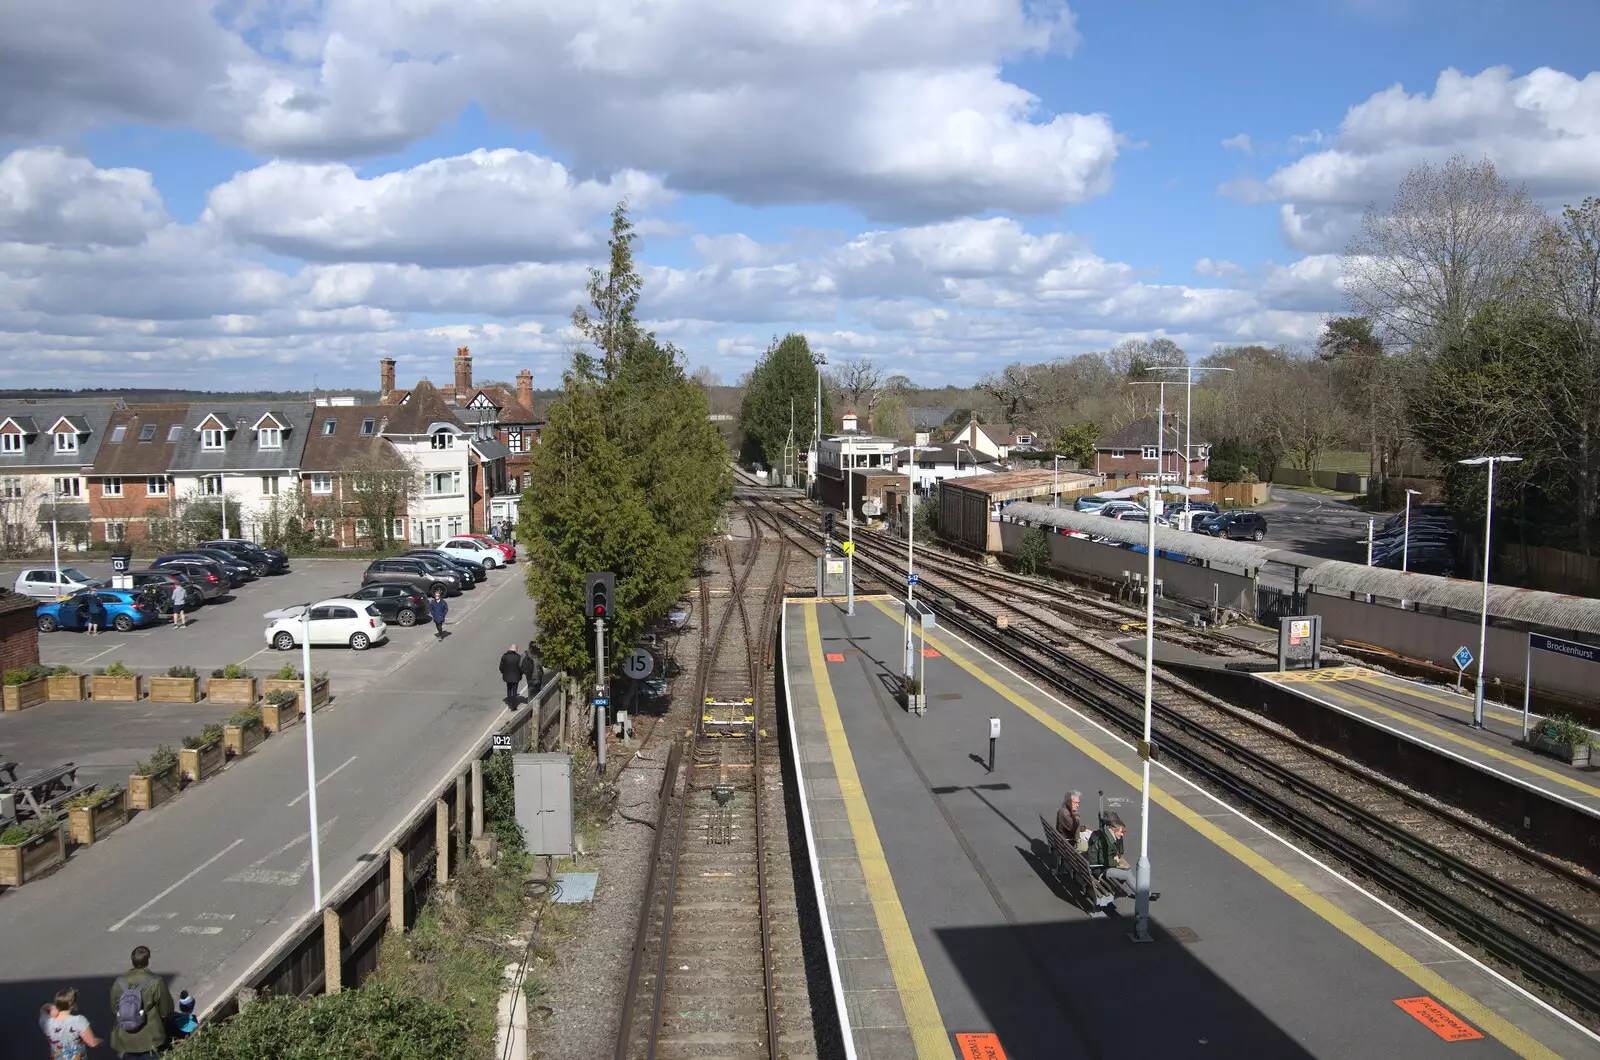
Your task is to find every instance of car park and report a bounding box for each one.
[402,550,484,585]
[37,588,162,633]
[347,583,429,627]
[363,557,464,595]
[264,599,388,651]
[150,557,230,598]
[201,538,290,575]
[13,566,104,600]
[1194,511,1269,541]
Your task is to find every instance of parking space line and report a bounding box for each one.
[109,839,245,932]
[287,755,358,807]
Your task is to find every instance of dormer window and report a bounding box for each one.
[1,434,20,454]
[54,430,77,453]
[202,429,226,451]
[431,430,455,450]
[138,424,156,442]
[323,419,337,436]
[259,427,281,450]
[361,418,375,435]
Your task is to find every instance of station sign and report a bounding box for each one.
[1529,632,1600,664]
[1452,646,1474,671]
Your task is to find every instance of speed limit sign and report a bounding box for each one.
[623,649,655,680]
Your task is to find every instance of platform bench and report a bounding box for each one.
[1040,815,1117,911]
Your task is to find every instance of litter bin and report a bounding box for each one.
[110,553,132,573]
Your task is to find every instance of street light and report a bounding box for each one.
[35,490,61,584]
[1145,365,1234,489]
[894,445,936,676]
[1458,455,1521,728]
[1053,455,1067,507]
[263,604,326,912]
[1402,488,1422,573]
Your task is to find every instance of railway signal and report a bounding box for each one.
[822,510,836,537]
[585,571,614,619]
[585,571,615,774]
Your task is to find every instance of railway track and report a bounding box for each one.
[749,499,1600,1023]
[616,512,814,1060]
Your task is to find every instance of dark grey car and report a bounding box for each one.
[362,557,463,595]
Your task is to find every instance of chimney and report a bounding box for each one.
[842,410,858,433]
[379,357,396,401]
[454,346,472,403]
[516,369,533,411]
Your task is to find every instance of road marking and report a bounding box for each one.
[226,818,339,886]
[194,912,235,921]
[109,839,245,932]
[890,602,1571,1060]
[178,925,225,935]
[804,605,950,1060]
[286,755,358,807]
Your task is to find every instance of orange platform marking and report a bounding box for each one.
[921,648,942,658]
[1394,997,1485,1042]
[955,1033,1007,1059]
[825,653,846,663]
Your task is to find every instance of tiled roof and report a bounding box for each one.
[300,405,404,473]
[380,380,467,436]
[169,401,315,472]
[1094,415,1206,452]
[89,404,193,477]
[0,401,118,471]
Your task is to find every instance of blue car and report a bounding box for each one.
[36,589,162,633]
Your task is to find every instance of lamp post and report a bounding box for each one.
[1458,455,1521,728]
[1146,365,1233,489]
[1053,455,1066,507]
[894,445,936,676]
[300,606,324,911]
[813,351,827,500]
[35,490,61,584]
[1402,488,1422,573]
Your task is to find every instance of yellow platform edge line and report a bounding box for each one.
[874,601,1562,1060]
[803,605,951,1060]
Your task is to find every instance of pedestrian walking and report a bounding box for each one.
[109,945,175,1059]
[429,591,449,639]
[39,987,102,1059]
[520,641,542,697]
[169,583,188,629]
[500,644,523,704]
[84,593,104,636]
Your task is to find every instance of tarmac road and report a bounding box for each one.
[0,567,535,1058]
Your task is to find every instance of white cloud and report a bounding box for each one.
[0,147,168,248]
[0,0,1116,222]
[204,149,668,266]
[1194,257,1242,278]
[1221,134,1253,154]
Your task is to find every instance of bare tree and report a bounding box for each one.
[344,447,420,551]
[691,365,723,389]
[1345,154,1546,354]
[831,356,886,425]
[977,362,1040,422]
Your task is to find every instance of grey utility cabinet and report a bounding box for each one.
[513,753,573,856]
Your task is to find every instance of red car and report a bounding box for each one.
[462,533,515,561]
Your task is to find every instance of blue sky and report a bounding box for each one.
[2,0,1598,392]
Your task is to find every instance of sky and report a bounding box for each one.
[2,0,1599,393]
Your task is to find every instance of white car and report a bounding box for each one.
[264,599,388,651]
[437,537,502,569]
[13,567,103,599]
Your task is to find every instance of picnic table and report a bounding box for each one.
[3,763,79,818]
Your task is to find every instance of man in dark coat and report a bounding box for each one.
[428,591,448,639]
[499,645,523,704]
[520,641,542,697]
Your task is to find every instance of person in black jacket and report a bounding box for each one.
[499,645,522,705]
[520,642,541,697]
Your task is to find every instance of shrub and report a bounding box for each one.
[3,813,62,844]
[168,984,471,1059]
[0,826,28,846]
[271,662,301,681]
[135,745,179,777]
[183,724,225,750]
[101,660,135,678]
[225,707,264,731]
[166,665,199,679]
[48,665,76,677]
[1543,714,1595,748]
[211,663,251,679]
[265,689,297,707]
[4,664,53,685]
[902,675,922,697]
[1016,525,1050,576]
[66,786,121,810]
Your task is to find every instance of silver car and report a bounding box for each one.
[12,566,103,600]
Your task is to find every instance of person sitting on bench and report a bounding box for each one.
[1055,790,1090,852]
[1089,813,1135,904]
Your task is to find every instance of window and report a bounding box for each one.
[54,431,77,453]
[1141,445,1159,460]
[507,428,522,453]
[521,471,531,489]
[426,470,462,496]
[109,425,127,444]
[310,474,333,495]
[431,430,455,450]
[54,476,81,498]
[146,477,168,496]
[102,477,123,497]
[106,521,126,543]
[447,516,463,538]
[322,419,337,436]
[202,428,226,451]
[2,477,21,499]
[392,518,405,541]
[258,427,281,450]
[1109,449,1125,459]
[1015,434,1033,445]
[1,433,22,453]
[138,424,157,442]
[355,518,370,538]
[313,519,333,537]
[261,475,279,495]
[201,475,223,496]
[361,418,375,435]
[167,424,183,442]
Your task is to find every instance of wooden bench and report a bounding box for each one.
[1040,815,1117,912]
[3,763,79,818]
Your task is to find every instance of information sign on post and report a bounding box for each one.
[491,733,513,753]
[1276,615,1322,672]
[623,649,655,681]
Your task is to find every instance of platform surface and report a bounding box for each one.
[782,597,1596,1060]
[1253,666,1600,818]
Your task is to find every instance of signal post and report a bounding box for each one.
[585,571,614,775]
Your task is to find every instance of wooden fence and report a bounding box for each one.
[1499,543,1600,597]
[203,673,568,1022]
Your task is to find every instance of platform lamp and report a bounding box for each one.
[1402,488,1422,573]
[1099,482,1208,942]
[1458,455,1520,729]
[893,444,937,678]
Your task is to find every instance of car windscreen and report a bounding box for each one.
[60,568,92,582]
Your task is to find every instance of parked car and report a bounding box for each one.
[264,599,388,651]
[150,557,230,598]
[166,548,258,582]
[347,583,429,627]
[13,566,103,599]
[460,533,515,562]
[1111,511,1175,529]
[402,550,483,585]
[201,538,290,575]
[37,588,162,633]
[437,536,504,568]
[1194,511,1269,541]
[1096,501,1148,519]
[1074,496,1108,513]
[362,557,464,595]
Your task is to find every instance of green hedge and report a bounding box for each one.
[170,985,470,1059]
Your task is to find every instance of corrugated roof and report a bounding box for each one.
[1303,562,1600,635]
[945,469,1097,498]
[1003,501,1278,571]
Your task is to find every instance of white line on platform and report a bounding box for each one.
[109,839,244,932]
[287,755,358,807]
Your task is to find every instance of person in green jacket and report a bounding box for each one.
[1088,813,1134,904]
[109,945,175,1059]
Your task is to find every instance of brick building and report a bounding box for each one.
[1093,414,1208,483]
[0,400,119,553]
[0,589,40,674]
[85,404,189,544]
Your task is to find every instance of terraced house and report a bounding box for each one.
[85,403,191,544]
[371,379,508,544]
[297,403,412,548]
[167,401,315,541]
[0,399,120,554]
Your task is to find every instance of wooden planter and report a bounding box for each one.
[263,677,331,711]
[46,675,88,701]
[148,676,200,703]
[206,677,258,706]
[1529,731,1593,766]
[179,742,226,783]
[262,701,298,734]
[904,692,927,716]
[2,678,48,711]
[68,789,129,845]
[90,675,142,702]
[129,769,178,811]
[224,724,264,758]
[0,826,67,886]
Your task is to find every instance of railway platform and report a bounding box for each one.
[781,596,1597,1060]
